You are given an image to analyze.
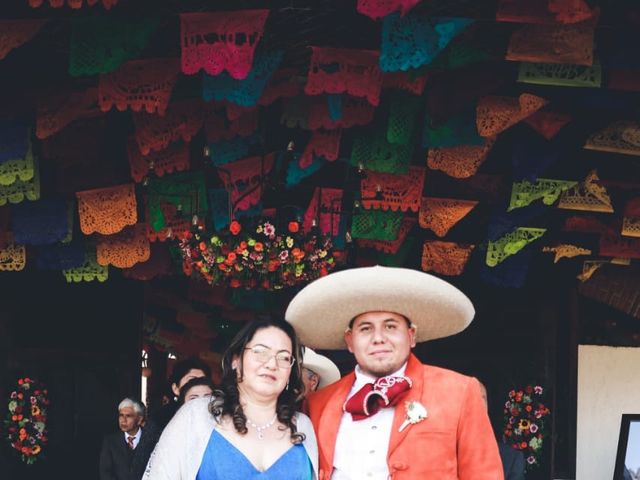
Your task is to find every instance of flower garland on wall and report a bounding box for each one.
[503,384,551,470]
[179,218,342,290]
[4,377,50,465]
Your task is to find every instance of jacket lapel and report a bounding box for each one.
[387,354,424,457]
[317,372,355,472]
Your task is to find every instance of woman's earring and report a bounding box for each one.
[286,381,289,391]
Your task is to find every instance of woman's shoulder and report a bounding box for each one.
[172,396,217,426]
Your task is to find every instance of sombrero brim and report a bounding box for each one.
[286,266,475,350]
[302,348,341,389]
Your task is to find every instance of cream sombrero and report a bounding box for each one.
[302,347,341,388]
[286,265,475,350]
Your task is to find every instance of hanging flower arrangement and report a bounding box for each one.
[179,218,342,290]
[4,377,50,465]
[503,384,551,470]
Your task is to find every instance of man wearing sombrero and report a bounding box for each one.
[286,266,503,479]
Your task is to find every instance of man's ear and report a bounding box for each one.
[344,329,354,354]
[408,324,417,349]
[171,383,180,397]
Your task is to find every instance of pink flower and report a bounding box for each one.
[263,222,275,238]
[279,250,289,261]
[527,456,536,464]
[529,424,539,433]
[534,386,543,394]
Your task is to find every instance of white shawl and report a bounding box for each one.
[143,397,318,480]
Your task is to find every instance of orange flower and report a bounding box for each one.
[254,242,264,252]
[268,259,279,272]
[288,221,300,233]
[229,220,242,235]
[229,278,241,288]
[198,241,207,251]
[292,248,305,261]
[520,442,527,449]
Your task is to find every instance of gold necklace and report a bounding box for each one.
[246,413,278,440]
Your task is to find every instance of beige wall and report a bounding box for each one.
[577,345,640,480]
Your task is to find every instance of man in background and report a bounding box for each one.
[99,398,158,480]
[301,347,341,396]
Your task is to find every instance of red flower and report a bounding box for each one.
[198,241,207,252]
[268,259,279,272]
[229,221,242,235]
[525,405,532,412]
[288,221,300,233]
[229,278,241,288]
[520,442,527,449]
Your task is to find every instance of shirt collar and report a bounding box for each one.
[124,427,142,442]
[350,362,408,395]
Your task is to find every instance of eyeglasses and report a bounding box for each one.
[244,346,295,368]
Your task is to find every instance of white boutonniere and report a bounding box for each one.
[398,401,428,432]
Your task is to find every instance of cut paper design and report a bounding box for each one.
[259,68,301,106]
[382,72,428,95]
[542,244,591,263]
[128,139,190,183]
[122,243,174,281]
[207,134,260,167]
[98,58,180,115]
[421,241,474,276]
[351,209,403,241]
[476,94,548,137]
[423,109,484,149]
[147,172,208,232]
[380,13,474,72]
[63,251,108,283]
[133,100,205,155]
[505,13,597,66]
[96,224,151,268]
[557,170,614,213]
[361,166,425,212]
[0,122,29,164]
[486,227,546,267]
[35,87,99,140]
[308,96,376,131]
[622,198,640,238]
[419,197,478,237]
[487,204,546,242]
[599,235,640,260]
[427,137,495,179]
[480,248,532,288]
[524,111,571,140]
[512,137,562,183]
[351,130,413,174]
[563,215,615,235]
[29,0,118,8]
[180,10,269,79]
[11,198,68,246]
[35,242,85,270]
[286,155,327,188]
[0,164,40,206]
[0,19,47,61]
[387,91,421,145]
[518,62,601,88]
[428,41,492,70]
[576,260,605,282]
[0,139,34,186]
[496,0,595,24]
[202,50,283,107]
[584,121,640,156]
[205,106,259,142]
[146,202,191,242]
[303,187,343,236]
[357,0,422,19]
[76,183,137,235]
[508,178,577,211]
[217,153,275,212]
[69,16,159,76]
[0,244,26,271]
[299,130,341,169]
[305,47,383,106]
[358,216,415,254]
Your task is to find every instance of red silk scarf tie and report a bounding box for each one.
[343,375,412,421]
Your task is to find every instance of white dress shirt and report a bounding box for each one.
[332,363,408,480]
[124,427,142,449]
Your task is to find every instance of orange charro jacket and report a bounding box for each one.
[306,353,504,480]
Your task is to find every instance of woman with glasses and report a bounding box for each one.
[144,319,318,480]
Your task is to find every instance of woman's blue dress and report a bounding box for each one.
[196,430,313,480]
